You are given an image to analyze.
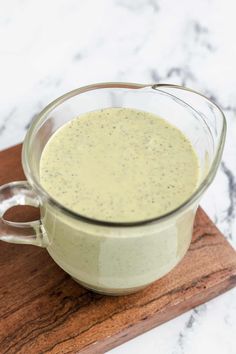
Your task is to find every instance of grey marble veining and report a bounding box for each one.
[0,0,236,353]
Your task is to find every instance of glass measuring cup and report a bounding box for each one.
[0,83,226,295]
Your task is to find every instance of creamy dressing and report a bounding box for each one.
[40,108,199,222]
[39,108,200,294]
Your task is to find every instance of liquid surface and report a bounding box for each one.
[40,108,199,222]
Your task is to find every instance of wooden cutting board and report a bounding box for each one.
[0,144,236,354]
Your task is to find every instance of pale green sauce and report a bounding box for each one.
[40,108,199,222]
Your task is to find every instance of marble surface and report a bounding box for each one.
[0,0,236,353]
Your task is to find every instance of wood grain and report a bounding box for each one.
[0,144,236,354]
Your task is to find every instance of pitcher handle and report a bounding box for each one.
[0,181,48,247]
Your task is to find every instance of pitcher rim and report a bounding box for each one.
[22,82,227,228]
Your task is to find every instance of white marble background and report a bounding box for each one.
[0,0,236,353]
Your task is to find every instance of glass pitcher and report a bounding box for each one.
[0,83,226,295]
